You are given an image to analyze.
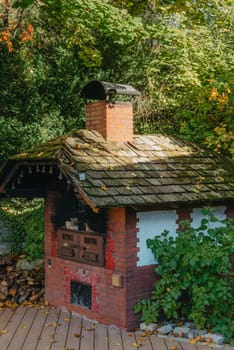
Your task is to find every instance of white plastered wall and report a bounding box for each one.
[136,210,178,266]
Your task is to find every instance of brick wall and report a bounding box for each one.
[86,101,133,142]
[44,190,234,330]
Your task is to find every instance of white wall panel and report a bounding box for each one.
[136,210,178,266]
[191,206,226,229]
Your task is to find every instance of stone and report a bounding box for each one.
[16,258,44,271]
[188,329,207,339]
[173,326,190,338]
[184,322,193,328]
[157,324,173,335]
[140,322,157,332]
[204,333,224,345]
[0,243,11,256]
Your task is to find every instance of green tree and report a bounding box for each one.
[0,0,146,163]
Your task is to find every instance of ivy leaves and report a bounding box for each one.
[135,208,234,341]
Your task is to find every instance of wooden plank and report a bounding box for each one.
[79,318,95,350]
[65,312,82,350]
[120,329,139,350]
[164,337,183,350]
[7,306,38,350]
[36,307,61,350]
[180,341,199,350]
[107,326,123,350]
[0,308,15,330]
[134,330,153,349]
[150,335,168,350]
[94,323,109,350]
[21,306,51,350]
[0,306,27,349]
[50,310,71,350]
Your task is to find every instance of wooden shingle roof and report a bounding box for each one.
[1,129,234,211]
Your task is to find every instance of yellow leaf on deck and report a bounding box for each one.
[73,333,82,338]
[138,337,146,341]
[132,342,142,347]
[189,338,198,344]
[21,325,28,329]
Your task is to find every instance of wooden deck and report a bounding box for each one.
[0,305,233,350]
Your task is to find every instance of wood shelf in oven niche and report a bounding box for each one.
[57,228,105,267]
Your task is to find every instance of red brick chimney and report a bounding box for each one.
[86,101,133,142]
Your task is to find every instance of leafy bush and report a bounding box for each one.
[0,199,44,261]
[23,204,44,261]
[135,208,234,341]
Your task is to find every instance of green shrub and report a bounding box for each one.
[0,199,44,261]
[135,207,234,342]
[23,204,44,261]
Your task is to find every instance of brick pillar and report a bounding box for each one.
[86,101,133,142]
[44,190,58,257]
[227,206,234,221]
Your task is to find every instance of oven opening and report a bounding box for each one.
[70,280,92,309]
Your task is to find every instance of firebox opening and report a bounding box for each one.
[70,281,92,309]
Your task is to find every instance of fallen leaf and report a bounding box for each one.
[132,342,142,348]
[21,325,28,329]
[189,339,198,344]
[138,337,146,341]
[144,330,152,336]
[115,342,121,346]
[169,347,178,350]
[128,333,134,337]
[64,317,71,322]
[73,333,82,338]
[1,329,8,334]
[37,152,44,157]
[101,185,108,191]
[45,322,59,327]
[206,337,213,343]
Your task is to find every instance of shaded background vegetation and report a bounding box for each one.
[0,0,233,163]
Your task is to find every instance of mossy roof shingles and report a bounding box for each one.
[1,129,234,210]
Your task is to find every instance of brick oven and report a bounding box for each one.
[0,80,234,330]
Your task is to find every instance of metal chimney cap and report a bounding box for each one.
[80,80,141,100]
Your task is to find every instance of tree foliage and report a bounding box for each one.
[0,0,233,161]
[0,199,44,260]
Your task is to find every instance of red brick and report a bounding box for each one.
[86,101,133,142]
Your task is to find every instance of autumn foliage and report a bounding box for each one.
[0,1,33,51]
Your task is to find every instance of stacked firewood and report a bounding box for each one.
[0,257,44,307]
